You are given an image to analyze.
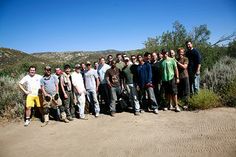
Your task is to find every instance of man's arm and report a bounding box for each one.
[19,83,29,95]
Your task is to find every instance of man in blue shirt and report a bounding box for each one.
[136,54,158,114]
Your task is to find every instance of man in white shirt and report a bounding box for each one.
[97,57,111,113]
[84,61,100,117]
[71,64,87,119]
[19,65,42,126]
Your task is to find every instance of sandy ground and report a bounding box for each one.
[0,107,236,157]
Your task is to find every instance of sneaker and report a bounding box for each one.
[110,112,115,117]
[140,109,145,113]
[169,105,175,110]
[95,113,99,118]
[134,111,140,116]
[153,109,159,114]
[24,119,31,127]
[80,117,88,120]
[175,107,181,112]
[163,107,168,111]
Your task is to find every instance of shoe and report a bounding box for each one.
[134,111,140,116]
[67,117,74,121]
[153,109,159,114]
[175,107,181,112]
[95,113,99,118]
[24,119,31,127]
[140,109,145,113]
[62,118,69,123]
[169,105,175,110]
[163,107,168,111]
[110,112,115,117]
[80,117,88,120]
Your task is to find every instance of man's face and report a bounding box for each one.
[29,68,36,77]
[100,58,105,64]
[186,42,193,50]
[138,56,143,63]
[152,53,158,61]
[117,55,122,62]
[64,68,71,74]
[44,68,51,76]
[131,56,137,63]
[81,64,86,70]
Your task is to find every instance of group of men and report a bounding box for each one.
[19,41,201,126]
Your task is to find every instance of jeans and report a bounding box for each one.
[126,84,140,112]
[75,92,86,118]
[140,87,158,110]
[189,74,200,95]
[86,90,100,114]
[109,86,121,112]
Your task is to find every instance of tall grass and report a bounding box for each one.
[0,74,25,119]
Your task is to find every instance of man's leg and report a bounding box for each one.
[147,87,158,112]
[109,87,117,116]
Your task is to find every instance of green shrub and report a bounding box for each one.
[202,56,236,92]
[221,78,236,107]
[0,75,25,119]
[189,89,221,110]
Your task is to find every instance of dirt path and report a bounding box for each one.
[0,107,236,157]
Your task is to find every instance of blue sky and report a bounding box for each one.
[0,0,235,53]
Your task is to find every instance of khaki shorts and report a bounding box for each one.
[26,95,41,108]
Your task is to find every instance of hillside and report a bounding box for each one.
[0,48,50,76]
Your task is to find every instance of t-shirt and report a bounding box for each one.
[116,61,125,71]
[152,61,161,85]
[40,75,58,95]
[19,74,42,96]
[84,69,98,90]
[177,57,189,79]
[105,67,120,87]
[186,48,201,74]
[122,64,133,84]
[98,63,110,84]
[71,71,86,94]
[160,58,177,82]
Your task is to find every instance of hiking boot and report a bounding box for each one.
[153,109,159,114]
[24,119,31,127]
[134,111,140,116]
[175,106,181,112]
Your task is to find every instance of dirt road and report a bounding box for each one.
[0,107,236,157]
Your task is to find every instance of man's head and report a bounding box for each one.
[74,64,80,73]
[170,50,176,58]
[64,64,71,74]
[81,63,86,70]
[28,65,36,77]
[158,52,163,60]
[131,55,137,64]
[177,48,185,58]
[55,67,62,76]
[185,41,193,50]
[124,57,130,66]
[161,49,169,59]
[44,65,52,76]
[116,53,123,62]
[107,55,113,62]
[110,60,117,68]
[137,54,144,64]
[99,57,106,65]
[86,61,92,70]
[151,52,158,62]
[144,52,151,62]
[94,61,98,69]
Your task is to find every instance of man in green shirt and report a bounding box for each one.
[159,50,180,112]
